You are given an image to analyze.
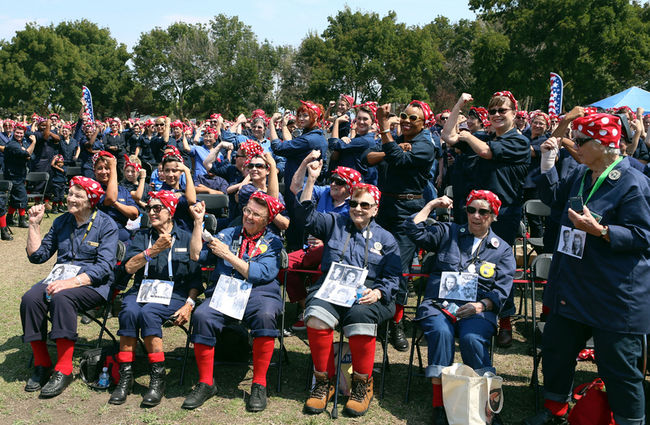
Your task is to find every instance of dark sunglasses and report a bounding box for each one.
[400,112,421,122]
[466,206,491,216]
[488,108,512,116]
[349,200,375,210]
[145,204,165,214]
[330,177,347,186]
[440,116,449,121]
[574,138,593,147]
[246,163,267,169]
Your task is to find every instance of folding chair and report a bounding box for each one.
[522,200,551,256]
[25,172,50,205]
[65,167,82,179]
[197,193,229,217]
[528,253,552,411]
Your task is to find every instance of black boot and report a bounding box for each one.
[18,215,29,228]
[6,213,15,226]
[141,362,166,406]
[1,226,13,241]
[108,362,134,405]
[390,320,409,352]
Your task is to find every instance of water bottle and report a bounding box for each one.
[356,284,366,302]
[97,366,110,389]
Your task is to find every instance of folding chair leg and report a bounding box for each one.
[405,319,419,403]
[95,301,112,349]
[379,324,389,400]
[180,320,192,386]
[331,330,344,419]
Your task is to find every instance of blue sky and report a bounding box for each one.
[0,1,476,50]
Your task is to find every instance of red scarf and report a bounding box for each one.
[238,229,265,259]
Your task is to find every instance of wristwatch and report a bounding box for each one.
[600,225,609,239]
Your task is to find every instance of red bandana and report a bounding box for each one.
[240,140,264,158]
[250,191,285,222]
[352,183,381,206]
[572,113,621,148]
[123,154,142,172]
[340,94,354,107]
[469,107,490,127]
[332,166,362,189]
[70,176,105,207]
[530,111,550,127]
[492,91,518,111]
[409,100,434,127]
[147,190,178,215]
[352,101,378,121]
[92,150,114,165]
[299,100,323,122]
[466,190,502,216]
[162,146,183,162]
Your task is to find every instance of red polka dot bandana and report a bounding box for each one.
[409,100,434,127]
[583,107,597,116]
[466,190,502,217]
[92,150,115,165]
[469,107,490,127]
[572,113,621,148]
[352,101,378,121]
[299,101,323,122]
[14,122,27,131]
[147,190,178,215]
[53,154,64,163]
[251,109,266,119]
[250,191,285,223]
[209,113,221,120]
[163,146,183,162]
[332,166,362,189]
[516,110,529,120]
[169,120,183,129]
[70,176,105,207]
[492,91,518,111]
[352,183,381,207]
[240,140,264,158]
[530,111,550,127]
[123,154,142,172]
[615,106,636,120]
[340,94,354,107]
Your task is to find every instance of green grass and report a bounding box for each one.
[0,213,598,424]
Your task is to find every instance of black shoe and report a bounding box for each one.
[18,215,29,228]
[1,226,13,241]
[181,382,217,410]
[432,406,449,425]
[6,214,15,227]
[390,321,409,352]
[108,363,134,405]
[246,383,267,412]
[141,362,166,406]
[40,370,73,398]
[521,408,569,425]
[25,365,52,392]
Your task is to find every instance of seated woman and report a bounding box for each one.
[183,192,285,412]
[108,190,202,407]
[20,176,118,398]
[297,159,400,417]
[404,190,514,425]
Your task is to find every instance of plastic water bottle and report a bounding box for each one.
[356,284,366,302]
[97,367,110,389]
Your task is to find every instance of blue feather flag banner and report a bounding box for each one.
[82,86,94,122]
[548,73,563,117]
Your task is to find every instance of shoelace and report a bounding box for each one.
[349,379,367,402]
[310,379,329,398]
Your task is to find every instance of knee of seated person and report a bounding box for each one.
[458,332,485,350]
[306,317,331,330]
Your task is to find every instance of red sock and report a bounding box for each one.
[30,341,52,367]
[252,337,275,387]
[542,305,550,315]
[147,352,165,363]
[7,207,15,215]
[18,208,25,216]
[307,327,335,377]
[0,215,6,228]
[499,317,512,330]
[348,335,375,376]
[432,383,443,407]
[544,399,569,416]
[117,351,135,363]
[393,304,404,323]
[194,343,215,386]
[54,339,74,375]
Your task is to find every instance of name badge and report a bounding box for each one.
[174,248,187,253]
[86,241,99,247]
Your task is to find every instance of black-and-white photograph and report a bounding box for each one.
[137,279,174,305]
[315,262,368,307]
[557,225,586,259]
[439,272,478,301]
[209,275,252,320]
[41,264,80,286]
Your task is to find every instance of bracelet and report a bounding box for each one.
[380,129,390,134]
[143,248,153,262]
[75,276,84,287]
[186,297,196,308]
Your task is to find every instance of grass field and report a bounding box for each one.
[0,214,599,425]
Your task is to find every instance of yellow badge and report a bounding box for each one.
[258,244,268,254]
[86,241,99,247]
[479,262,496,278]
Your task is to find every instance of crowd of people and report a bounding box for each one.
[3,91,650,425]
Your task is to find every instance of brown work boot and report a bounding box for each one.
[303,371,335,414]
[343,372,374,417]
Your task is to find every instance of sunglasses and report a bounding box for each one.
[488,108,512,116]
[574,138,593,147]
[400,112,422,122]
[349,200,376,210]
[440,116,449,121]
[330,177,347,186]
[145,204,165,214]
[466,206,491,216]
[246,163,267,169]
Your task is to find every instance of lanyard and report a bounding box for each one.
[339,225,370,269]
[460,235,486,272]
[578,157,623,206]
[70,210,97,260]
[144,233,175,280]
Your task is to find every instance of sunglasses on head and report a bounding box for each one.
[488,108,512,116]
[330,177,347,186]
[145,204,165,214]
[400,112,421,122]
[574,137,594,147]
[466,205,491,216]
[349,200,375,210]
[246,163,267,169]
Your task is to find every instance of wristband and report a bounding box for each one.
[186,297,196,308]
[143,248,153,262]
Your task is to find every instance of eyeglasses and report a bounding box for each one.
[488,108,512,116]
[246,163,267,170]
[349,200,376,210]
[145,204,165,214]
[466,206,491,216]
[330,177,347,186]
[440,116,449,121]
[242,206,267,220]
[574,138,593,147]
[400,112,421,122]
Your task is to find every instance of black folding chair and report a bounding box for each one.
[65,167,82,179]
[528,253,552,411]
[197,194,229,217]
[25,172,50,205]
[522,199,551,256]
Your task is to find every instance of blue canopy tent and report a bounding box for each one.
[590,86,650,113]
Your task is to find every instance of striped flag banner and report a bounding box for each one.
[82,86,94,122]
[548,73,563,117]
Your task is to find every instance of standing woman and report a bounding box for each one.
[4,123,36,228]
[108,191,202,406]
[20,177,118,397]
[523,111,550,238]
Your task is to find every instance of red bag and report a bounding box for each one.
[568,378,615,425]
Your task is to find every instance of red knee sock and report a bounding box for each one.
[18,208,25,216]
[348,335,375,376]
[117,351,135,363]
[30,341,52,368]
[432,383,443,407]
[0,215,6,228]
[252,337,275,387]
[307,327,335,377]
[499,317,512,330]
[54,339,74,375]
[147,352,165,363]
[544,399,569,416]
[393,304,404,323]
[194,343,215,386]
[7,207,15,215]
